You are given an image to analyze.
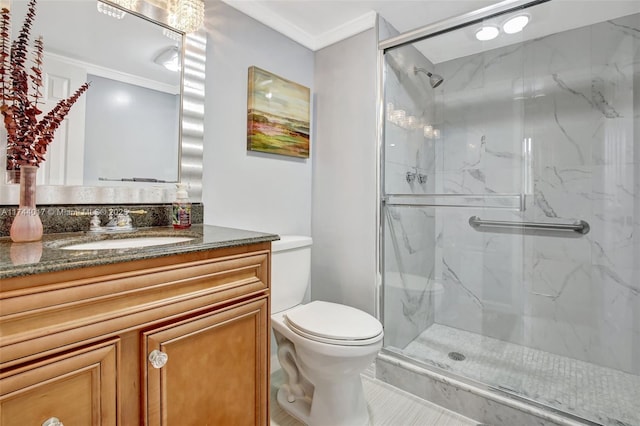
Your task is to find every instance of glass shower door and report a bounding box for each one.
[380,2,639,425]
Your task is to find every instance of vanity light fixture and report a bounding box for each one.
[503,15,530,34]
[154,46,180,72]
[96,1,126,19]
[167,0,205,33]
[475,25,499,41]
[96,0,138,19]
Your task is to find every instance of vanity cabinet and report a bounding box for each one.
[144,299,268,425]
[0,339,118,426]
[0,242,271,425]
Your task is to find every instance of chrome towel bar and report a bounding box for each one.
[469,216,590,235]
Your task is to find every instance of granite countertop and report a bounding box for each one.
[0,224,279,279]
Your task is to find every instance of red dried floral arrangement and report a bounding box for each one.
[1,0,89,170]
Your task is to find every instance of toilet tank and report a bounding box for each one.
[271,235,312,314]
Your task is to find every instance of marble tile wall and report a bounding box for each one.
[383,45,438,348]
[384,13,639,375]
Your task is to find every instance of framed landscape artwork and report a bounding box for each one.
[247,66,310,158]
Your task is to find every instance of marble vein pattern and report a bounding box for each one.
[384,205,436,349]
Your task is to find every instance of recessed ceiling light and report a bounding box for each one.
[503,15,530,34]
[475,26,499,41]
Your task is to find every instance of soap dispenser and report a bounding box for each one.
[172,183,192,229]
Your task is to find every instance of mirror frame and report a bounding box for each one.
[0,0,205,204]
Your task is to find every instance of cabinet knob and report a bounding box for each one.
[42,418,64,426]
[148,349,168,368]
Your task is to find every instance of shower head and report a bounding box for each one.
[413,66,444,88]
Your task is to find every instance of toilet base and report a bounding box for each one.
[271,306,381,426]
[277,387,311,423]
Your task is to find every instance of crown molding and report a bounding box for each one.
[314,11,377,50]
[221,0,316,49]
[221,0,376,51]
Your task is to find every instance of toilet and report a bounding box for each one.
[271,236,383,426]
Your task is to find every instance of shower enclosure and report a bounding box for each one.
[378,1,639,425]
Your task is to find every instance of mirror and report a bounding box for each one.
[0,0,205,203]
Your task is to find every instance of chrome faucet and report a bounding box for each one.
[89,210,103,232]
[89,209,146,233]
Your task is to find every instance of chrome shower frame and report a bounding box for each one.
[376,0,551,345]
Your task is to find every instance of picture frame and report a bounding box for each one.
[247,66,310,159]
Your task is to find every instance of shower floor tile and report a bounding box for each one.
[402,324,640,426]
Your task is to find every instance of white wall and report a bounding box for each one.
[203,3,379,316]
[311,29,379,316]
[202,2,314,236]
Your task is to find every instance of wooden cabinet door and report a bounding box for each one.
[0,339,118,426]
[143,298,269,426]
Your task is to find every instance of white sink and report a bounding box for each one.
[61,236,194,250]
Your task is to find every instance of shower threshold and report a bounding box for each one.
[388,324,639,426]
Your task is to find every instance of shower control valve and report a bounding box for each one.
[406,171,416,183]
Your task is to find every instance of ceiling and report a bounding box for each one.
[220,0,640,53]
[220,0,499,51]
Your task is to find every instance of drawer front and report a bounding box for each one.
[1,249,270,366]
[143,298,269,426]
[1,249,270,316]
[0,339,119,426]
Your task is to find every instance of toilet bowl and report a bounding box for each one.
[271,236,383,426]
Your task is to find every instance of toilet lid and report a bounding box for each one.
[284,301,383,342]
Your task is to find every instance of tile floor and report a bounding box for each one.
[402,324,640,426]
[270,368,480,426]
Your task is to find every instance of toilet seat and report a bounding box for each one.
[284,301,383,346]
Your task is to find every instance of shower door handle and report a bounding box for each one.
[469,216,590,235]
